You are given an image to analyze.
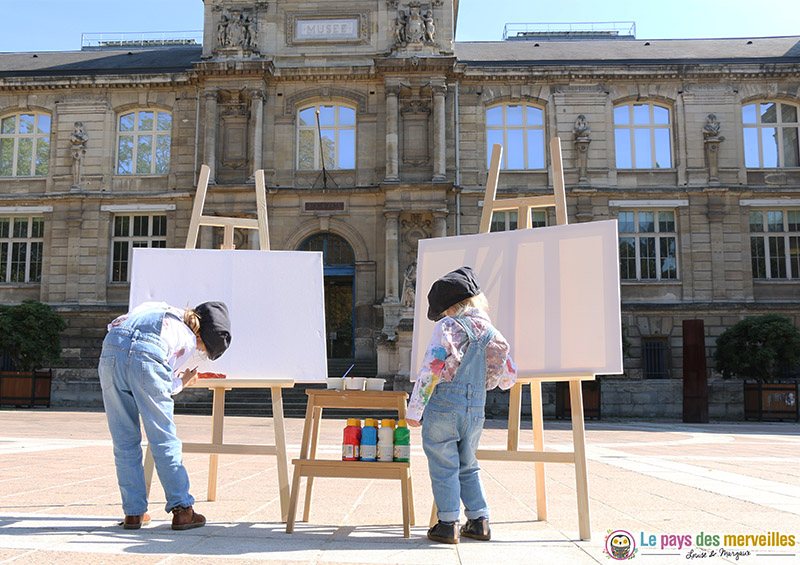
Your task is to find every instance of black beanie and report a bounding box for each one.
[194,301,231,360]
[426,266,481,322]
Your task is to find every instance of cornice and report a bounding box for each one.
[0,73,195,91]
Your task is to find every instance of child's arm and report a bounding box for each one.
[406,322,450,422]
[486,332,518,390]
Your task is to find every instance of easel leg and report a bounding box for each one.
[569,380,591,540]
[507,382,522,450]
[285,467,302,533]
[302,405,323,522]
[530,381,547,520]
[144,445,155,498]
[208,388,226,502]
[271,386,290,522]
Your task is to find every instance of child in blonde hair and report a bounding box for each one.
[99,301,231,531]
[407,266,516,544]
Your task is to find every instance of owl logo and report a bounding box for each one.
[604,529,637,560]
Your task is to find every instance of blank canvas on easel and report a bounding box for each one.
[129,248,327,382]
[411,220,623,379]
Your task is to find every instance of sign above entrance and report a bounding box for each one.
[287,12,370,45]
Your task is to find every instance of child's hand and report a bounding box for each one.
[180,367,199,388]
[407,419,421,428]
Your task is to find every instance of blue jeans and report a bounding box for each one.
[421,316,495,523]
[98,307,194,515]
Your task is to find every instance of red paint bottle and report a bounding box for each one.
[342,418,362,461]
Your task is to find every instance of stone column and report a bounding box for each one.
[384,211,400,302]
[203,88,218,184]
[385,85,400,181]
[705,138,723,184]
[250,89,265,179]
[432,82,447,181]
[433,211,447,238]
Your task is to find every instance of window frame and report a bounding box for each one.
[0,215,45,284]
[115,109,172,176]
[296,102,356,171]
[618,208,679,282]
[489,209,547,232]
[0,111,51,177]
[742,101,800,168]
[109,213,168,283]
[642,337,670,379]
[749,208,800,280]
[613,102,673,169]
[485,103,546,170]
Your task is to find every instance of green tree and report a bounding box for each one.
[0,300,67,372]
[713,314,800,383]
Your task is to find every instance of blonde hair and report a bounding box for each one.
[183,308,201,336]
[444,292,489,318]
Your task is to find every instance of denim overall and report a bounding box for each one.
[98,306,194,515]
[421,315,496,523]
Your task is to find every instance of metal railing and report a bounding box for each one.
[503,22,636,41]
[81,31,203,50]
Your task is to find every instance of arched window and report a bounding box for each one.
[485,103,545,169]
[116,109,171,174]
[0,112,51,177]
[297,103,356,170]
[614,102,672,169]
[299,233,355,358]
[743,102,800,168]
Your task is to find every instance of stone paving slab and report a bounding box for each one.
[0,410,798,564]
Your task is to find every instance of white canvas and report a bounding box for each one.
[129,248,327,382]
[411,220,622,379]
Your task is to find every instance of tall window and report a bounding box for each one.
[619,210,678,281]
[0,216,44,283]
[749,209,800,279]
[743,102,800,168]
[111,214,167,282]
[117,110,171,174]
[489,210,546,232]
[614,103,672,169]
[0,112,51,177]
[486,104,545,169]
[642,338,669,379]
[297,104,355,170]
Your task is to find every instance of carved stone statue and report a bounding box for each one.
[572,115,591,184]
[394,2,436,46]
[703,113,725,183]
[70,121,88,188]
[424,10,436,42]
[217,10,257,50]
[400,261,417,308]
[702,113,722,139]
[573,114,591,139]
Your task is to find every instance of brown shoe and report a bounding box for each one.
[122,513,151,530]
[171,505,206,530]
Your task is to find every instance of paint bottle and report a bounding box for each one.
[393,419,410,462]
[360,418,378,462]
[342,418,361,461]
[377,419,395,462]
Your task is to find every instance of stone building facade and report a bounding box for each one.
[1,0,799,418]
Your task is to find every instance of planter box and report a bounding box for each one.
[555,380,600,420]
[743,382,799,422]
[0,370,52,408]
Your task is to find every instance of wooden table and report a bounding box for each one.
[144,379,294,521]
[285,389,416,537]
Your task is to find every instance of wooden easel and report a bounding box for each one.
[144,164,294,521]
[285,390,416,537]
[429,140,594,540]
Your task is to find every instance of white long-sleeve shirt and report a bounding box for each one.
[108,302,202,395]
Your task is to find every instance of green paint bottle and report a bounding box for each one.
[393,419,410,462]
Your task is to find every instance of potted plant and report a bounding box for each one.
[713,314,800,421]
[0,300,67,408]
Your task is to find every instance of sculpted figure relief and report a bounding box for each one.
[401,262,417,308]
[70,121,88,187]
[217,10,257,50]
[573,114,591,139]
[394,2,436,46]
[703,113,722,139]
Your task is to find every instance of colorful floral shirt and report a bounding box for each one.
[407,307,517,421]
[108,302,200,395]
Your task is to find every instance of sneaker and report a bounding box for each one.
[171,506,206,530]
[460,517,491,540]
[427,520,459,544]
[122,513,151,530]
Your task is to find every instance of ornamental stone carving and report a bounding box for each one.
[217,9,257,51]
[572,115,591,184]
[70,121,88,188]
[394,2,436,47]
[702,114,725,184]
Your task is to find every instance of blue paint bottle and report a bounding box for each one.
[360,418,378,461]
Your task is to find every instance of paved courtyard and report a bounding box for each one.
[0,410,798,564]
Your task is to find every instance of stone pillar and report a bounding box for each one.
[250,89,265,179]
[705,138,723,184]
[433,211,447,238]
[385,86,400,181]
[384,211,400,302]
[203,88,218,184]
[432,82,447,181]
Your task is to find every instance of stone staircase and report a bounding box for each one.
[174,359,402,419]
